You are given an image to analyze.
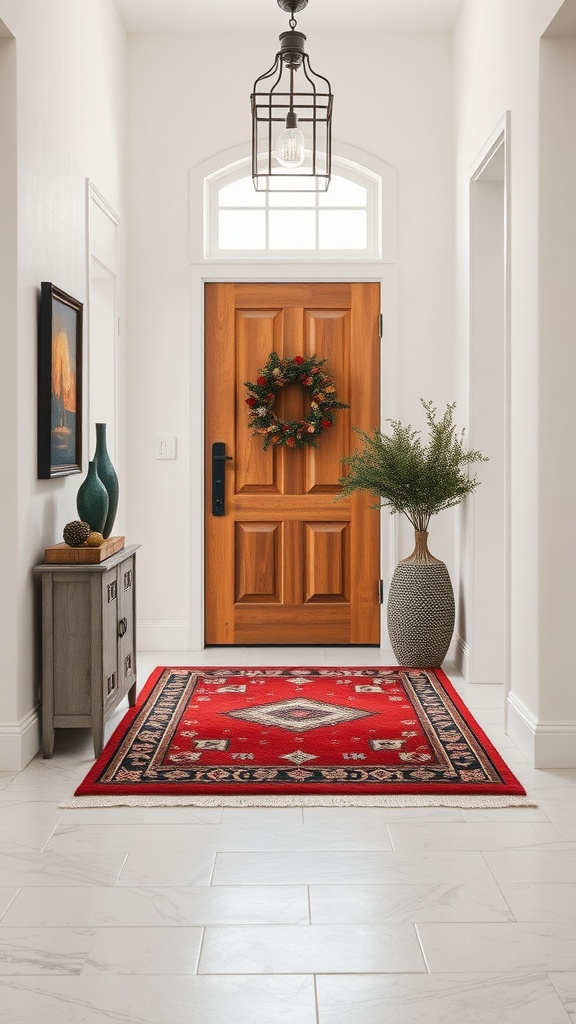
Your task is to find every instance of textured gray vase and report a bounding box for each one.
[76,461,109,535]
[387,530,455,667]
[93,423,119,539]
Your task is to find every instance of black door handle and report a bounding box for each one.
[212,442,232,516]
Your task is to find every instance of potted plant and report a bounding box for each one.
[338,400,487,666]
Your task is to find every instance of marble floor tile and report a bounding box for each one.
[204,822,394,852]
[83,926,204,974]
[198,923,426,974]
[549,973,576,1019]
[212,849,500,886]
[0,843,127,887]
[59,803,219,827]
[387,820,563,852]
[309,879,514,923]
[117,846,215,886]
[221,807,303,825]
[1,884,309,927]
[139,806,224,823]
[0,802,64,851]
[447,682,504,709]
[0,927,94,975]
[46,821,214,851]
[0,889,19,921]
[302,806,464,825]
[49,818,395,854]
[511,767,576,791]
[0,974,318,1024]
[417,922,576,973]
[1,761,87,802]
[529,792,576,840]
[459,806,550,822]
[483,847,576,885]
[316,971,572,1024]
[496,883,576,924]
[467,707,507,724]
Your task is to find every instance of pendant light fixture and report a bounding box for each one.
[251,0,333,191]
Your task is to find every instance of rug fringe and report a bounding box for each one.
[61,794,537,809]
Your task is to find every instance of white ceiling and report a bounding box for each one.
[114,0,464,35]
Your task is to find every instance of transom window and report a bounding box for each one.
[205,157,382,259]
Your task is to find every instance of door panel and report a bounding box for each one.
[205,282,380,645]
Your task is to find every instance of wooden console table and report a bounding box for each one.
[35,544,139,758]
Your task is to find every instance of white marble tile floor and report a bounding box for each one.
[0,649,575,1023]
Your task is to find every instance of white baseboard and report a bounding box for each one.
[138,620,190,651]
[507,690,576,768]
[452,632,469,678]
[0,706,41,771]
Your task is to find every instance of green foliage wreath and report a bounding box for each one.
[244,352,348,451]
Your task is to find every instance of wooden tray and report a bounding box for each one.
[44,536,126,564]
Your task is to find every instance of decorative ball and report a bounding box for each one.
[85,531,104,547]
[62,520,91,547]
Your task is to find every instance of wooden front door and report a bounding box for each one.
[205,282,380,645]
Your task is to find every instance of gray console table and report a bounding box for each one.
[35,544,139,758]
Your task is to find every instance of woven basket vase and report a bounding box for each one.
[387,530,455,668]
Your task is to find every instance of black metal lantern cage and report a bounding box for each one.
[251,28,333,192]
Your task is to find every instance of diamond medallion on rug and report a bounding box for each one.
[70,667,530,807]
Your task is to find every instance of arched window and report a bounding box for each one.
[203,152,385,260]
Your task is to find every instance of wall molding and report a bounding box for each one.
[507,690,576,768]
[137,620,190,652]
[0,706,41,772]
[452,631,469,677]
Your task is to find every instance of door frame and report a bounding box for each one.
[190,261,398,650]
[462,113,511,696]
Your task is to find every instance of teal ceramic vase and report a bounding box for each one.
[76,461,108,534]
[94,423,119,539]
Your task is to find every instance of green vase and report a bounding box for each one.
[76,461,108,535]
[94,423,119,539]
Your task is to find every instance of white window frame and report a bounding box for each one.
[190,143,397,265]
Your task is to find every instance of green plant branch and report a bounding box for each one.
[337,399,487,529]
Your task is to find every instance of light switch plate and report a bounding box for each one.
[155,437,176,459]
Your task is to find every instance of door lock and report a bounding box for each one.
[212,442,233,516]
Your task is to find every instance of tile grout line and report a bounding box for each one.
[313,973,320,1023]
[114,853,129,886]
[195,926,207,975]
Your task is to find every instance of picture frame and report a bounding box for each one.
[37,282,83,478]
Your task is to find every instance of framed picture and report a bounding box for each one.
[37,283,83,478]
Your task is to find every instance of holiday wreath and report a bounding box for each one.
[245,352,349,450]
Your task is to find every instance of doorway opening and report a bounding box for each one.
[467,117,510,687]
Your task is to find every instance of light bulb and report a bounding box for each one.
[275,126,305,168]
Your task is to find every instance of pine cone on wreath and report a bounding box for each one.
[62,520,91,547]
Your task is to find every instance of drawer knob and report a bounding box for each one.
[118,616,128,637]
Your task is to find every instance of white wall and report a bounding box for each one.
[126,31,456,650]
[454,0,576,766]
[537,33,576,731]
[0,0,127,769]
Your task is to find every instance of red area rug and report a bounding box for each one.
[71,667,529,807]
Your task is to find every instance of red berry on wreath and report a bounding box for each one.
[320,419,332,428]
[246,396,257,407]
[293,356,304,364]
[257,375,267,386]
